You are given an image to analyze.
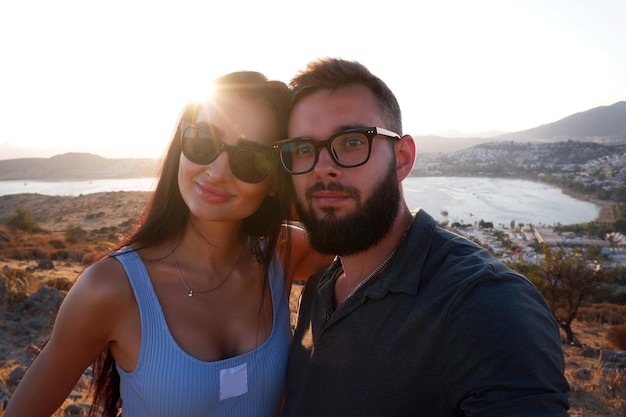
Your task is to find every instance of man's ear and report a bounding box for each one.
[395,134,416,182]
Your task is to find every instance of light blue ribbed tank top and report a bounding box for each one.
[112,247,291,417]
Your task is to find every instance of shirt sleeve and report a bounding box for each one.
[442,271,570,416]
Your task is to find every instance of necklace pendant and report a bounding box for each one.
[172,238,248,299]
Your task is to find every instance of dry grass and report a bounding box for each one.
[3,261,625,416]
[0,192,150,234]
[563,320,626,416]
[1,192,625,416]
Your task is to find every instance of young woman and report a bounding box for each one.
[4,71,331,417]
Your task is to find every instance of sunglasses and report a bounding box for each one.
[180,122,278,183]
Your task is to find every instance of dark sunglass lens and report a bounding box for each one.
[181,127,219,164]
[230,149,277,183]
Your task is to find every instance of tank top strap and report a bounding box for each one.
[267,250,286,297]
[109,247,168,343]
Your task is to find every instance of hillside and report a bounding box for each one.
[415,101,626,153]
[1,101,625,169]
[0,192,625,415]
[0,191,151,233]
[499,101,626,142]
[0,153,160,181]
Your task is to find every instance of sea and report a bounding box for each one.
[0,176,601,227]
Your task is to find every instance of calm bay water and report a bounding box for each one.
[403,177,599,226]
[0,176,601,226]
[0,178,159,196]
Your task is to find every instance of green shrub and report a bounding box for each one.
[6,207,45,233]
[53,249,85,262]
[606,324,626,350]
[9,248,51,260]
[578,303,626,325]
[65,225,88,243]
[119,218,136,232]
[0,267,35,309]
[85,211,105,220]
[48,239,66,249]
[44,277,73,292]
[81,251,103,265]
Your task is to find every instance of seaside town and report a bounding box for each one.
[411,139,626,273]
[447,222,626,267]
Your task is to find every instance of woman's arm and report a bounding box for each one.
[4,258,131,417]
[279,222,334,294]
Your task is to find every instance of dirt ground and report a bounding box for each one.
[0,191,151,234]
[1,191,624,416]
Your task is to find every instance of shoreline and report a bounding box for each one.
[502,174,615,224]
[411,174,616,225]
[1,176,617,227]
[554,185,615,224]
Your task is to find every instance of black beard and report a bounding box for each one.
[295,166,400,256]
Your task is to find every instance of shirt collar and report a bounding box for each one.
[317,209,438,303]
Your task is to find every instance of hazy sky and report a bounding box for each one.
[1,0,625,159]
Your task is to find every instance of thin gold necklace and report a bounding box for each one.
[172,240,247,298]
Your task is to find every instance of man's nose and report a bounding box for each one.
[312,146,340,178]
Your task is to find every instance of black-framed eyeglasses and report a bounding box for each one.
[180,122,278,183]
[271,127,401,174]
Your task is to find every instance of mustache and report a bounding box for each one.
[305,181,360,200]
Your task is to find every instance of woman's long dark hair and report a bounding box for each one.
[88,71,292,417]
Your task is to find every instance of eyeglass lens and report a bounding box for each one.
[181,125,276,183]
[280,131,371,174]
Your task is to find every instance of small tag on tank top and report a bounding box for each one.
[219,363,248,400]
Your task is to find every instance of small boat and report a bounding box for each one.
[440,209,448,216]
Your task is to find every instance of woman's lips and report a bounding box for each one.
[195,181,234,203]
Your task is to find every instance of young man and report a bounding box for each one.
[274,58,570,416]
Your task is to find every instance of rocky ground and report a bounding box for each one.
[0,192,625,416]
[0,191,151,234]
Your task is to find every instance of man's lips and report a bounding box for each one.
[309,190,351,206]
[306,181,360,208]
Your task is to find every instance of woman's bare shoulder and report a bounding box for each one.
[69,254,134,305]
[49,252,138,351]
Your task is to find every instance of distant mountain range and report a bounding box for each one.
[1,101,625,180]
[415,100,626,153]
[497,101,626,141]
[0,153,159,180]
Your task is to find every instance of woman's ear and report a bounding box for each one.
[395,134,416,182]
[269,175,278,196]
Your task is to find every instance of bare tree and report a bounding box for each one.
[537,247,607,343]
[512,247,608,344]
